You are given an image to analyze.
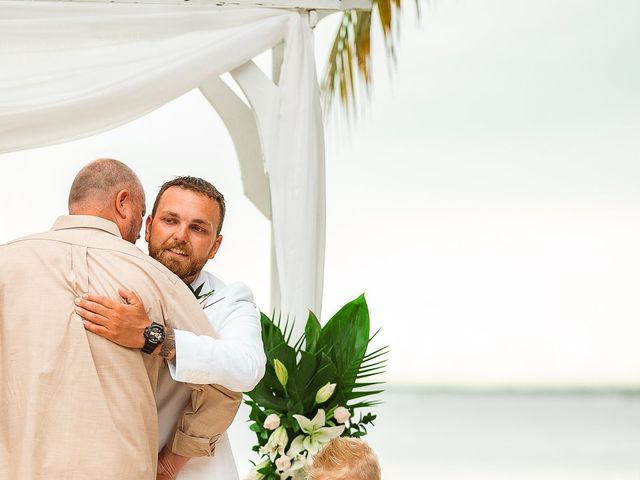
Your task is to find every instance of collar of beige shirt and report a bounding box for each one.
[52,214,122,238]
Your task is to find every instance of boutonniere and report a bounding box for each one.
[189,282,215,307]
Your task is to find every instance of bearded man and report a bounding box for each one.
[75,176,266,479]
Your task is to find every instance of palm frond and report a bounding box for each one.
[348,399,384,409]
[292,332,305,353]
[362,344,390,362]
[344,380,386,389]
[321,0,409,117]
[377,0,393,35]
[355,371,387,382]
[348,389,385,400]
[358,365,387,375]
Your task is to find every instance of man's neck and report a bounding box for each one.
[182,270,203,287]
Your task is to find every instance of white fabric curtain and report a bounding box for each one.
[0,1,325,326]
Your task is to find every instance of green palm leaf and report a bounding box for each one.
[304,311,321,353]
[315,294,370,392]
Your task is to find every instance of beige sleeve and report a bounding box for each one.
[170,383,241,457]
[164,281,242,457]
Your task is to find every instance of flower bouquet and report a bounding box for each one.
[244,294,388,480]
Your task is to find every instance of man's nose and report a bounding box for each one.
[173,225,189,243]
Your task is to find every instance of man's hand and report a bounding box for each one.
[75,288,148,349]
[157,447,190,480]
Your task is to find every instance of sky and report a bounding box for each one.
[2,0,640,388]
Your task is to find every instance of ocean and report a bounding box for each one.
[228,389,640,479]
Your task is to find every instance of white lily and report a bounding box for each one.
[244,458,270,480]
[289,468,307,480]
[288,409,345,456]
[275,454,292,472]
[259,426,288,461]
[279,454,308,480]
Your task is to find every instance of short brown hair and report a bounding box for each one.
[306,437,381,480]
[151,176,226,234]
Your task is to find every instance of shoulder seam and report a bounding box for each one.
[3,237,178,285]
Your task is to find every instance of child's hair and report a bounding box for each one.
[306,437,381,480]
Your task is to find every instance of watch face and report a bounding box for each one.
[145,324,165,344]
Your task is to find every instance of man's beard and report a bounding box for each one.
[123,228,136,244]
[123,219,140,244]
[149,240,206,283]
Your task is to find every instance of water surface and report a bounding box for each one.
[229,389,640,479]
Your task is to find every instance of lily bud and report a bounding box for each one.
[315,382,336,404]
[259,426,289,462]
[274,359,288,387]
[272,426,289,448]
[244,458,269,480]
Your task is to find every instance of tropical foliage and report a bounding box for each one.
[322,0,422,115]
[244,295,389,480]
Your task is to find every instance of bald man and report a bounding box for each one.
[0,159,240,480]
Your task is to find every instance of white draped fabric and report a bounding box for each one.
[0,1,325,326]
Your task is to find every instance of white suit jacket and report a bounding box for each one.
[156,270,266,480]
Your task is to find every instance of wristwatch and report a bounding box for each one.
[142,322,166,354]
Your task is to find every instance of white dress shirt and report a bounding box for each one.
[157,270,266,480]
[170,270,265,391]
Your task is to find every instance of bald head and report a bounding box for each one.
[68,159,146,243]
[69,158,143,212]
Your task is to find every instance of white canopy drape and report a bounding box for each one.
[0,1,325,326]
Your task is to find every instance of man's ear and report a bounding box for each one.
[144,215,153,243]
[115,189,131,219]
[208,234,223,260]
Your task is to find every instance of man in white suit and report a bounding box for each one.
[76,176,266,479]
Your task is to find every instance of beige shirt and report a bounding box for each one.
[0,215,240,480]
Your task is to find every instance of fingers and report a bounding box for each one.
[74,297,112,319]
[74,305,110,326]
[82,319,111,339]
[156,447,182,480]
[77,292,116,309]
[74,290,149,349]
[119,288,142,306]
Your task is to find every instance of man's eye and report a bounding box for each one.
[163,218,176,224]
[191,226,204,233]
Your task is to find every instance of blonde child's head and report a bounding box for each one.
[306,437,381,480]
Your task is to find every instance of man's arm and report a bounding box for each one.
[170,282,266,392]
[156,447,190,480]
[76,289,160,350]
[157,284,243,475]
[75,284,266,392]
[76,287,242,462]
